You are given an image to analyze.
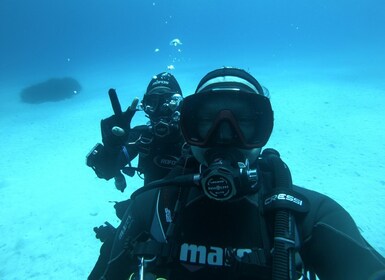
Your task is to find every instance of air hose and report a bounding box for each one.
[131,174,198,199]
[261,149,297,280]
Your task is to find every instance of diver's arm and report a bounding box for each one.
[298,187,385,279]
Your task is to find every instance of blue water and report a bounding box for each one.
[0,0,384,279]
[1,0,384,86]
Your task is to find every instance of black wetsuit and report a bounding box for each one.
[88,125,185,278]
[90,154,385,280]
[123,124,184,185]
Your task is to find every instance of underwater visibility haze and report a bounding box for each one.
[0,0,384,279]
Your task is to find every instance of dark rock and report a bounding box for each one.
[20,77,81,104]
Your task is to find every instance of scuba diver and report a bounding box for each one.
[86,72,184,191]
[86,73,184,276]
[87,67,385,280]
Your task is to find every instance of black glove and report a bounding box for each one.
[86,143,126,180]
[101,96,139,147]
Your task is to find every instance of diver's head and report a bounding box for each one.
[141,72,183,137]
[180,67,273,166]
